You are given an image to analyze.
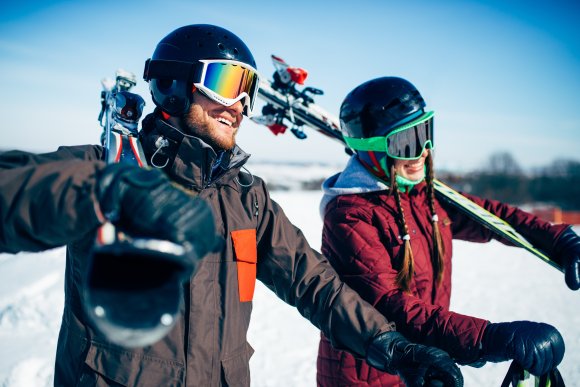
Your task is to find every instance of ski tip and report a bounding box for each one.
[271,54,286,64]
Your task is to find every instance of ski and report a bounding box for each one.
[252,55,562,273]
[252,55,344,144]
[98,68,147,166]
[86,70,187,346]
[433,180,559,271]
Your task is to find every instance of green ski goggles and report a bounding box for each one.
[344,111,434,160]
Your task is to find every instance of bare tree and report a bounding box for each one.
[487,151,522,176]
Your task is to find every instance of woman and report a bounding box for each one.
[316,77,579,386]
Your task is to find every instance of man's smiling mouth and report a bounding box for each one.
[215,117,234,127]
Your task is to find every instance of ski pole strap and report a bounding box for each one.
[500,361,525,387]
[540,368,565,387]
[500,361,566,387]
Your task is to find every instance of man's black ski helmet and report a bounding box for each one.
[143,24,257,116]
[340,77,426,140]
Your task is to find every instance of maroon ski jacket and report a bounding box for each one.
[316,157,569,386]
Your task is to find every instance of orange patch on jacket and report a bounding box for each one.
[231,229,258,302]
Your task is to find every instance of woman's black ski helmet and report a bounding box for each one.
[340,76,426,140]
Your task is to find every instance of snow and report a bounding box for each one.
[1,185,579,386]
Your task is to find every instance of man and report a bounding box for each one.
[0,24,463,386]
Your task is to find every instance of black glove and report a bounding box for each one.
[481,321,565,376]
[96,163,219,260]
[366,331,463,387]
[554,227,580,291]
[86,163,221,348]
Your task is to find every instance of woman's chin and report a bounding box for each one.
[402,170,425,181]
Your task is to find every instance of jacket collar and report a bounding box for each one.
[319,156,427,218]
[139,112,250,191]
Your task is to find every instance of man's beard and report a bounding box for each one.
[178,115,237,151]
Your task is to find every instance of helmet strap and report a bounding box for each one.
[367,151,388,179]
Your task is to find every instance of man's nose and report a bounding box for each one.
[228,99,244,115]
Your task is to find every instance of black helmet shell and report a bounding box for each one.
[151,24,256,67]
[144,24,256,116]
[340,77,426,139]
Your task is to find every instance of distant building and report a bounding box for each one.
[529,206,580,225]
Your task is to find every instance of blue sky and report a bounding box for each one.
[1,0,579,171]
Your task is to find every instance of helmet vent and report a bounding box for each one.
[233,48,239,55]
[218,43,225,51]
[383,99,401,110]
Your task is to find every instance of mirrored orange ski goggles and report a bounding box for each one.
[194,59,260,115]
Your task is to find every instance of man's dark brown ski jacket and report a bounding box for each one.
[0,113,395,386]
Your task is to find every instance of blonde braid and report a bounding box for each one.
[425,152,445,286]
[391,165,414,292]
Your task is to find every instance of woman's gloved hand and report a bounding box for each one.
[480,321,565,377]
[553,227,580,291]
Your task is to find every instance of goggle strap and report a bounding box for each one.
[144,59,200,82]
[344,136,387,152]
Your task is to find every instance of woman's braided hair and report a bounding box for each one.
[389,151,445,291]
